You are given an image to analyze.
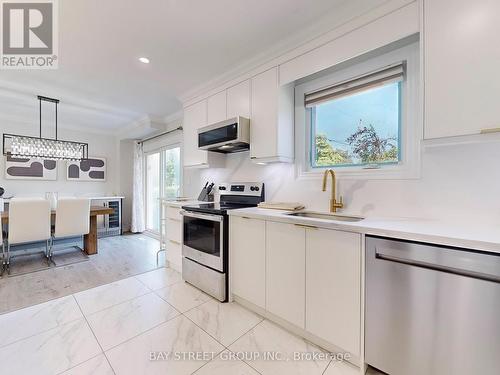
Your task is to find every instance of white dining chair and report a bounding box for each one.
[6,198,52,274]
[52,198,90,257]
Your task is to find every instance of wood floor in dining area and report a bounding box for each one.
[0,233,162,314]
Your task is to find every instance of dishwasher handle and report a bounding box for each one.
[369,237,500,284]
[375,251,500,283]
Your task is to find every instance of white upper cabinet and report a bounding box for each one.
[305,228,361,356]
[227,80,251,119]
[424,0,500,139]
[183,100,223,168]
[207,91,227,125]
[266,221,305,328]
[251,68,276,160]
[183,100,207,167]
[230,216,266,309]
[250,67,294,163]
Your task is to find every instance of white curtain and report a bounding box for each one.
[131,141,145,233]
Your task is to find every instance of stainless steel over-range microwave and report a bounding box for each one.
[197,116,250,153]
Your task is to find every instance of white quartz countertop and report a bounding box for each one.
[228,207,500,254]
[162,199,204,208]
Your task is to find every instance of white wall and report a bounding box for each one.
[184,140,500,222]
[1,123,121,199]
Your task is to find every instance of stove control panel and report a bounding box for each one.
[218,182,265,197]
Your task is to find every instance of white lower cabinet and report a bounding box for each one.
[164,205,183,272]
[230,216,362,358]
[266,221,305,328]
[230,216,266,309]
[306,228,361,356]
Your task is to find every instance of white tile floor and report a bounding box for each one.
[0,267,382,375]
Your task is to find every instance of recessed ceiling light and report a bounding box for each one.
[138,57,150,64]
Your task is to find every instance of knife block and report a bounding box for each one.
[197,188,215,202]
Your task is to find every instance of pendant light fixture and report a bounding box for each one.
[2,96,88,161]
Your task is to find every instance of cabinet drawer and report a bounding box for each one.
[166,239,182,271]
[166,206,182,221]
[166,219,182,243]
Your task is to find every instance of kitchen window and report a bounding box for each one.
[308,64,402,168]
[295,42,421,179]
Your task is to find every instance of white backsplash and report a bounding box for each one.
[184,140,500,222]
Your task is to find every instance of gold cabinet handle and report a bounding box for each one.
[481,128,500,134]
[294,223,318,230]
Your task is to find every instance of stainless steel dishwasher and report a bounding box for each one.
[365,236,500,375]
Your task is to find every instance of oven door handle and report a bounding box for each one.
[180,210,224,222]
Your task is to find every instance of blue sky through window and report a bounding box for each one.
[313,81,400,166]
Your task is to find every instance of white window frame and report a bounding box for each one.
[143,141,183,237]
[294,42,421,180]
[144,149,162,236]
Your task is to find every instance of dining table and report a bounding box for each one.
[1,205,114,255]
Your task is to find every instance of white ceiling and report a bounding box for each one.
[0,0,378,133]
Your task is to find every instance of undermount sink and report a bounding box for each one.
[286,211,364,222]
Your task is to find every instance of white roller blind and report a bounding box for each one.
[305,62,405,108]
[142,128,182,153]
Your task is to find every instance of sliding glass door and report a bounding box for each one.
[146,152,161,233]
[162,147,181,199]
[145,144,182,234]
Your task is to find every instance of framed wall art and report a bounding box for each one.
[67,157,106,181]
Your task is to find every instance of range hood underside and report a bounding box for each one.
[206,141,249,153]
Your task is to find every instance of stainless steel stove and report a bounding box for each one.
[180,182,265,301]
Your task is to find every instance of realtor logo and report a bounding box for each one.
[1,0,58,69]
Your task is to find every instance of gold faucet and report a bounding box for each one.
[322,169,344,213]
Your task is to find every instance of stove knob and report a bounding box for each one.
[219,186,226,190]
[250,186,255,191]
[254,186,260,191]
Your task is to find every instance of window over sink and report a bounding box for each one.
[295,41,421,179]
[309,68,402,168]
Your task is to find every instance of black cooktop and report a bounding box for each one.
[182,202,256,215]
[183,182,265,215]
